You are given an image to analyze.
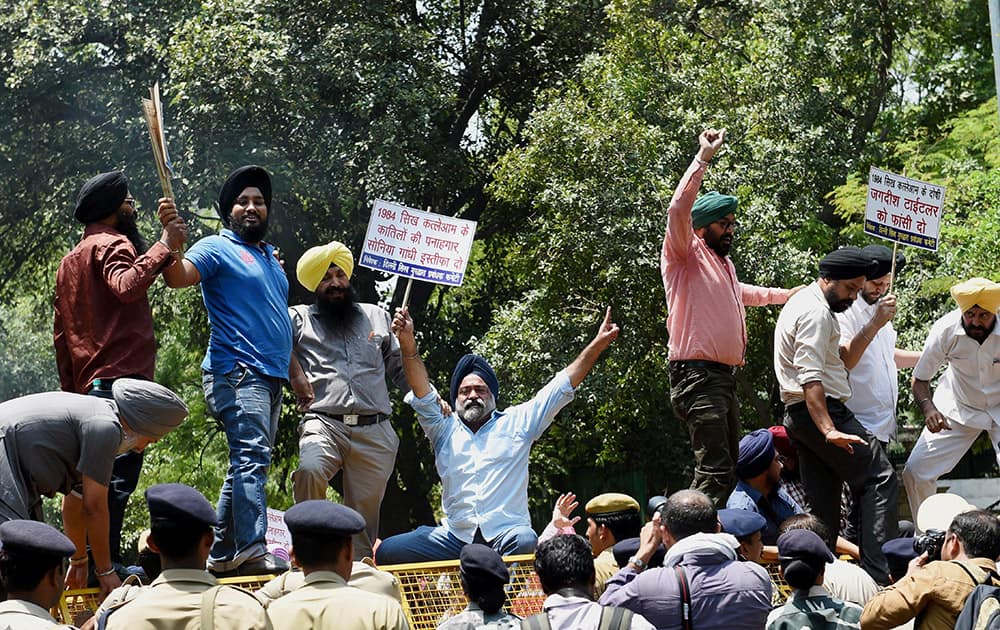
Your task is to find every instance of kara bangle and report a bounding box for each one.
[694,156,710,167]
[402,352,420,360]
[69,555,88,567]
[95,566,116,578]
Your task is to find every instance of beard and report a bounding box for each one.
[457,396,496,425]
[706,234,733,257]
[962,320,995,343]
[116,209,147,252]
[117,430,142,455]
[316,286,357,325]
[824,285,854,313]
[861,289,880,305]
[230,213,269,243]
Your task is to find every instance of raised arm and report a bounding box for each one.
[392,306,432,398]
[565,307,620,388]
[839,294,897,369]
[662,129,726,263]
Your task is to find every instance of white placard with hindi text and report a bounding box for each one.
[265,507,291,551]
[864,167,945,251]
[359,200,477,286]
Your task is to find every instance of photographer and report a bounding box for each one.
[861,510,1000,629]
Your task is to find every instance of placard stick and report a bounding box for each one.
[402,278,414,309]
[888,242,898,295]
[141,82,174,199]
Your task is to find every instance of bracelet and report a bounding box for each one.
[159,240,183,255]
[402,352,420,360]
[95,566,117,578]
[916,397,932,406]
[69,555,88,567]
[861,329,875,342]
[694,156,710,167]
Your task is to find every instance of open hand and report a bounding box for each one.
[552,492,581,529]
[825,429,866,454]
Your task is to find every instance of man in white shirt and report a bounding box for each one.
[902,278,1000,520]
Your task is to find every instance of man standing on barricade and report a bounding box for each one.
[54,170,187,575]
[902,278,1000,519]
[662,128,800,507]
[374,305,618,564]
[774,247,898,585]
[161,165,292,576]
[287,241,409,560]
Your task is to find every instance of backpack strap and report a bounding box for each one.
[953,562,999,587]
[673,565,694,630]
[521,612,552,630]
[200,585,223,630]
[598,605,635,630]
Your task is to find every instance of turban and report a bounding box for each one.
[861,244,906,280]
[818,247,878,281]
[691,191,738,229]
[735,428,775,480]
[217,165,272,223]
[767,425,797,468]
[449,354,499,407]
[112,379,188,439]
[74,171,128,223]
[950,278,1000,314]
[296,241,355,291]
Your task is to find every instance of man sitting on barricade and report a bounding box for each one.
[375,306,618,564]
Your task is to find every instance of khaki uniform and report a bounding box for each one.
[0,600,76,629]
[593,548,619,596]
[268,571,408,630]
[255,561,401,606]
[103,568,270,630]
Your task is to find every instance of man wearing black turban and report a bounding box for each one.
[774,247,898,585]
[53,170,187,575]
[160,165,292,576]
[375,306,619,564]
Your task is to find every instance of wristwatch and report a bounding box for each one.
[627,555,647,572]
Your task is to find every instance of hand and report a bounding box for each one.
[697,128,727,162]
[637,521,662,560]
[787,284,807,298]
[906,551,930,577]
[436,395,452,416]
[872,294,897,328]
[392,307,416,346]
[65,563,88,590]
[824,429,866,454]
[290,375,314,412]
[552,492,581,529]
[923,407,951,433]
[156,197,178,226]
[591,307,620,352]
[161,217,187,251]
[96,571,122,600]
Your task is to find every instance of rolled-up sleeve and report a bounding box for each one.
[740,283,790,307]
[792,310,832,385]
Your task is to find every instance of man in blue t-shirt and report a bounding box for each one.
[161,165,292,576]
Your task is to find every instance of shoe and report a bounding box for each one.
[236,552,289,576]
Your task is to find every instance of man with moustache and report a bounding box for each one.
[662,128,800,507]
[287,241,409,560]
[902,278,1000,519]
[54,170,186,574]
[774,247,898,585]
[160,165,292,576]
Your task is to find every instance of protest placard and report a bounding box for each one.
[359,200,477,287]
[864,167,945,251]
[265,507,291,559]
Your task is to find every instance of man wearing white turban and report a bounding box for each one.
[903,278,1000,520]
[287,241,409,559]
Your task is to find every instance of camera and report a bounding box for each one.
[912,528,946,561]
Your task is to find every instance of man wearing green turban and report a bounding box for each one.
[287,241,410,560]
[661,129,803,508]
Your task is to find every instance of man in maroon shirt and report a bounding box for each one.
[52,170,186,572]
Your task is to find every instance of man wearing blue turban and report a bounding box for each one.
[375,306,619,564]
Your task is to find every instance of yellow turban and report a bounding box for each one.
[950,277,1000,314]
[296,241,354,291]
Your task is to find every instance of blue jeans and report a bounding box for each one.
[375,524,537,565]
[203,365,282,571]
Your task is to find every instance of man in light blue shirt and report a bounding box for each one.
[374,306,619,564]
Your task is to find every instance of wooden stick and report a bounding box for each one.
[888,242,898,295]
[401,277,413,309]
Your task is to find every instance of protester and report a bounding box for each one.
[288,241,410,559]
[102,483,270,630]
[436,544,520,630]
[0,520,79,629]
[727,428,804,544]
[161,165,292,576]
[661,128,800,506]
[902,278,1000,519]
[861,510,1000,629]
[774,246,898,584]
[0,380,186,597]
[375,305,618,563]
[267,500,407,630]
[54,170,187,573]
[600,490,772,628]
[766,529,863,629]
[526,534,654,630]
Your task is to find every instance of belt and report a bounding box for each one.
[325,413,388,427]
[89,378,118,392]
[670,360,737,375]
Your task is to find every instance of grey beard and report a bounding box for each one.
[457,397,496,424]
[117,430,141,455]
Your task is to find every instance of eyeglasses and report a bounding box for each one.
[714,219,739,232]
[124,197,136,209]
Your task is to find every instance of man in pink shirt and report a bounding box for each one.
[662,128,798,507]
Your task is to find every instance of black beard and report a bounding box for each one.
[116,209,147,252]
[230,214,269,243]
[962,319,995,344]
[316,289,356,325]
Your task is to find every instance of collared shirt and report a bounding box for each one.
[255,562,401,607]
[661,159,790,366]
[436,602,521,630]
[54,223,173,394]
[912,309,1000,430]
[766,585,863,629]
[0,599,76,629]
[186,229,292,379]
[267,570,407,630]
[541,593,655,630]
[406,371,575,542]
[775,282,852,404]
[726,480,804,544]
[839,298,900,441]
[289,303,408,416]
[594,548,620,596]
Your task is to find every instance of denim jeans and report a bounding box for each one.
[203,365,282,571]
[375,524,537,565]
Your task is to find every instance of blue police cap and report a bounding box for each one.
[459,543,509,583]
[882,536,919,580]
[612,536,666,569]
[284,500,365,537]
[777,529,834,564]
[145,483,218,527]
[718,509,767,540]
[0,520,77,558]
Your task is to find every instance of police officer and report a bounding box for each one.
[267,500,408,630]
[0,520,78,629]
[103,483,269,630]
